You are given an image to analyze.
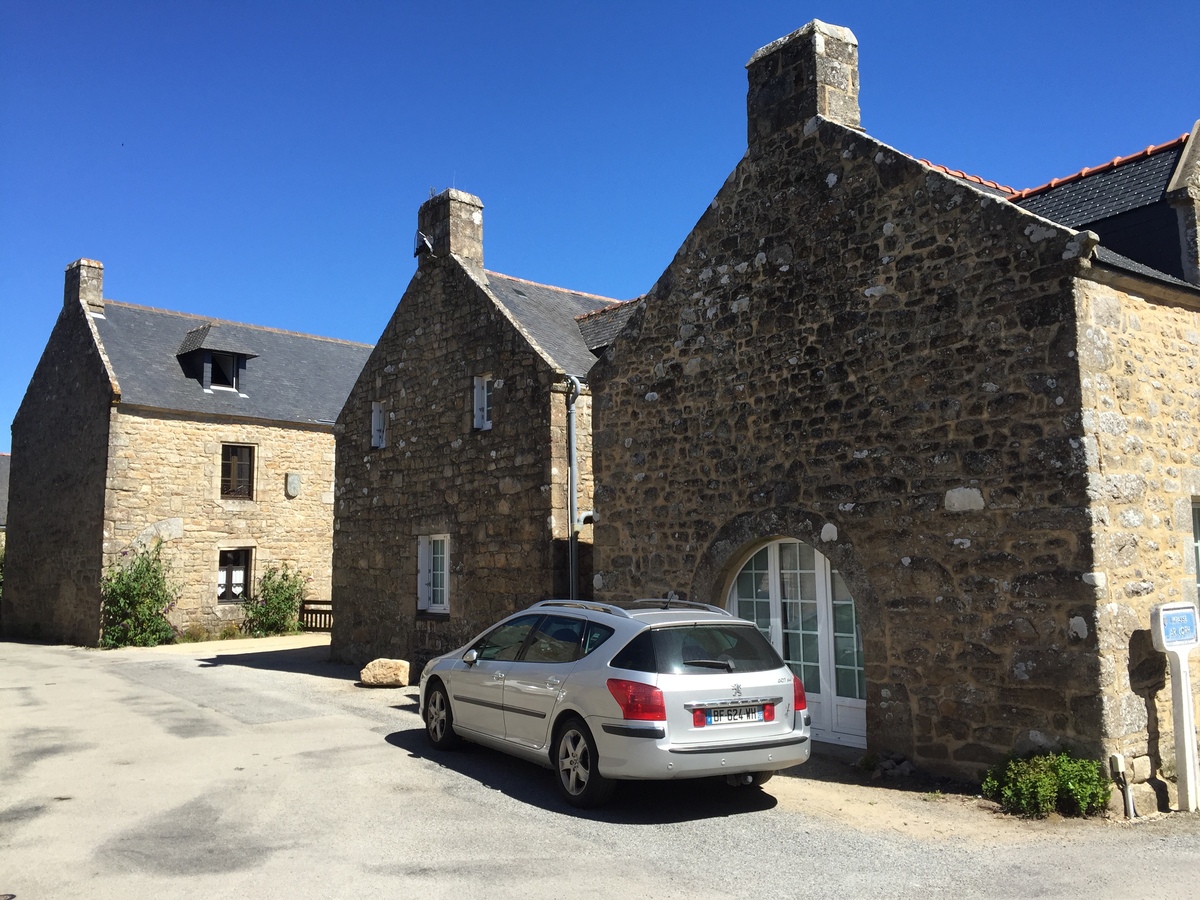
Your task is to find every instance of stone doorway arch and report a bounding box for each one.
[690,508,884,750]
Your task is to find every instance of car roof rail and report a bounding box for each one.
[619,598,733,616]
[530,599,633,618]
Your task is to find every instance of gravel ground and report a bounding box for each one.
[2,635,1198,899]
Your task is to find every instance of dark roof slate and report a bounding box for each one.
[177,322,260,357]
[1093,246,1199,291]
[0,453,9,528]
[576,299,642,352]
[1013,144,1184,228]
[483,272,619,377]
[94,302,373,426]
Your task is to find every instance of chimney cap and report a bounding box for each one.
[746,19,857,68]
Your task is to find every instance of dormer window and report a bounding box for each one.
[210,352,239,391]
[176,323,258,395]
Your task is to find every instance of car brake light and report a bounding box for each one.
[607,678,666,721]
[793,674,807,711]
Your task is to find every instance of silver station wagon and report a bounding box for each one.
[418,599,812,807]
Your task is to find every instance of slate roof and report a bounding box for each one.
[1011,138,1187,227]
[0,453,9,529]
[483,272,621,377]
[93,302,374,426]
[576,299,642,352]
[1093,245,1197,290]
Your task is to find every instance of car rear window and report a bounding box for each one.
[610,624,783,675]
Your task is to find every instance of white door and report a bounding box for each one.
[728,540,865,748]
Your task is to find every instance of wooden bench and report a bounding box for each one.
[299,600,333,633]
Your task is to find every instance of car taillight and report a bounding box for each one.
[607,678,666,721]
[793,674,807,712]
[764,703,775,722]
[692,709,706,728]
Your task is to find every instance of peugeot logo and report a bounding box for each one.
[731,683,742,697]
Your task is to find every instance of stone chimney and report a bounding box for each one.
[415,189,484,268]
[746,20,860,148]
[1167,120,1200,286]
[64,258,105,314]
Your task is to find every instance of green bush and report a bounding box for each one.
[982,751,1111,818]
[100,541,179,648]
[241,563,306,637]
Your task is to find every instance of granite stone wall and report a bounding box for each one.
[590,111,1109,776]
[331,257,591,669]
[1078,276,1200,803]
[3,299,113,645]
[102,409,337,635]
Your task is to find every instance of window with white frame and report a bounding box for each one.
[371,400,387,448]
[1193,503,1200,602]
[418,534,450,613]
[473,374,494,430]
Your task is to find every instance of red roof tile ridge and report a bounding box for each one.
[102,300,374,347]
[1009,132,1190,200]
[918,160,1015,195]
[484,270,622,304]
[574,296,644,322]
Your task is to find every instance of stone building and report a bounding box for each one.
[330,190,636,667]
[3,259,372,644]
[591,19,1200,792]
[0,452,9,546]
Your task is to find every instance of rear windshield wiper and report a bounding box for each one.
[684,658,735,671]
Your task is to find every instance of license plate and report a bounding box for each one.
[706,705,763,725]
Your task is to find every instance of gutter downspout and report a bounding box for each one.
[566,374,583,601]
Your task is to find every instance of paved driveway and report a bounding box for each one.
[2,637,1198,899]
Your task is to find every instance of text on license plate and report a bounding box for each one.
[706,706,763,725]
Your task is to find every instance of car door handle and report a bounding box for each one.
[492,673,505,682]
[546,677,562,687]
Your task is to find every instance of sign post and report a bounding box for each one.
[1151,601,1200,812]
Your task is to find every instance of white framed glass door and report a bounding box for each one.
[728,539,865,747]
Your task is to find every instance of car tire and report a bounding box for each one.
[750,771,775,787]
[424,681,461,750]
[553,717,615,808]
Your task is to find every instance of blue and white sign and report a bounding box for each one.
[1152,602,1200,652]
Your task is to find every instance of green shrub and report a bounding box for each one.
[982,751,1111,818]
[100,541,179,648]
[241,563,306,637]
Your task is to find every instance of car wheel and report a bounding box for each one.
[750,771,775,787]
[554,717,615,808]
[425,681,461,750]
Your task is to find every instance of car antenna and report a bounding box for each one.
[663,590,678,610]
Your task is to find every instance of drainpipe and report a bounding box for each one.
[565,374,583,601]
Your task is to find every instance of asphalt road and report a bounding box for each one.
[2,636,1199,899]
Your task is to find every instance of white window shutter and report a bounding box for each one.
[417,535,431,609]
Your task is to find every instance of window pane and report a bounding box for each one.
[831,570,852,602]
[797,543,815,570]
[650,625,783,675]
[476,615,538,661]
[834,635,858,667]
[803,663,820,694]
[836,667,859,699]
[799,572,817,601]
[521,615,584,664]
[833,600,855,634]
[800,599,818,632]
[779,541,799,571]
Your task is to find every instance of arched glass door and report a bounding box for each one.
[728,539,865,747]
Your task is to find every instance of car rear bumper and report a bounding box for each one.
[590,716,811,780]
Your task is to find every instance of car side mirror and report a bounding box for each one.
[462,649,479,667]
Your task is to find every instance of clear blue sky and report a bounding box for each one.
[3,1,1197,454]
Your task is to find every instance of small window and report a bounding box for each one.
[217,549,251,602]
[221,444,254,499]
[211,352,239,390]
[473,374,494,430]
[418,534,450,613]
[371,401,387,449]
[582,622,616,657]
